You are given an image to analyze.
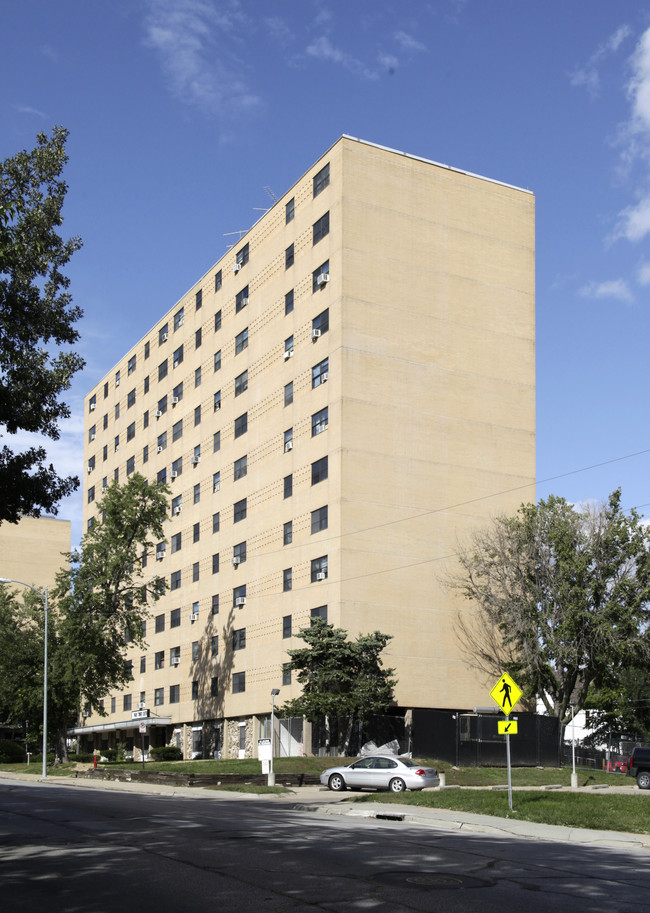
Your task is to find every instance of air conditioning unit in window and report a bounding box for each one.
[189,612,198,622]
[87,466,93,473]
[171,656,180,665]
[156,552,165,561]
[89,402,96,411]
[171,396,179,405]
[154,409,163,418]
[138,702,146,710]
[190,455,200,465]
[232,556,240,567]
[89,432,96,441]
[161,332,168,342]
[214,402,221,411]
[284,440,293,452]
[173,505,182,515]
[235,596,246,607]
[322,372,329,382]
[170,470,178,479]
[311,328,321,340]
[315,423,327,434]
[233,262,242,273]
[156,445,163,453]
[316,272,330,287]
[241,297,249,308]
[82,710,91,718]
[283,349,293,360]
[316,571,326,581]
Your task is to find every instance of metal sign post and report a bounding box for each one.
[139,720,147,771]
[490,673,522,813]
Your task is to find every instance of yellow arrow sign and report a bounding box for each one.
[498,720,518,735]
[490,673,522,713]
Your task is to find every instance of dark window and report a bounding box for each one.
[282,663,291,686]
[236,286,249,313]
[142,444,148,463]
[285,243,294,269]
[174,307,184,331]
[284,381,293,406]
[214,391,221,412]
[213,471,220,493]
[234,412,247,438]
[284,474,293,499]
[171,570,181,590]
[284,428,293,452]
[158,359,168,381]
[193,483,201,504]
[213,431,221,452]
[233,584,246,607]
[211,635,219,656]
[215,271,222,292]
[283,521,293,545]
[285,289,294,315]
[312,357,329,387]
[313,162,330,197]
[193,522,200,543]
[234,370,248,396]
[211,677,219,697]
[140,656,146,673]
[285,198,294,223]
[311,556,328,582]
[171,532,181,553]
[233,541,246,564]
[172,456,182,477]
[170,608,181,628]
[233,628,246,651]
[193,562,200,582]
[154,687,164,705]
[195,366,202,387]
[127,422,135,441]
[126,456,135,476]
[284,335,294,358]
[192,640,200,661]
[234,498,247,523]
[311,505,328,534]
[313,261,330,292]
[173,345,183,368]
[194,405,201,426]
[212,594,220,614]
[143,411,149,429]
[155,614,165,633]
[214,350,221,372]
[144,341,150,359]
[128,355,136,375]
[235,242,249,267]
[169,685,180,704]
[232,672,245,693]
[212,553,220,574]
[127,388,136,408]
[157,395,167,415]
[214,309,222,331]
[312,406,328,436]
[155,650,164,669]
[312,456,328,485]
[192,680,199,700]
[123,695,132,712]
[313,211,329,244]
[312,308,329,335]
[235,327,248,355]
[196,288,203,310]
[195,327,202,348]
[234,454,247,480]
[311,605,328,622]
[283,568,292,592]
[283,615,292,638]
[144,375,149,393]
[213,512,220,533]
[172,419,183,442]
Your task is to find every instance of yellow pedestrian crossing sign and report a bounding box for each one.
[490,673,522,714]
[498,720,518,735]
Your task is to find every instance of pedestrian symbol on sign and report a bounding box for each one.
[490,673,522,713]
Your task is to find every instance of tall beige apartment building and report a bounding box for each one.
[80,136,535,759]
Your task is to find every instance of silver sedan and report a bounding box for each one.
[320,755,440,793]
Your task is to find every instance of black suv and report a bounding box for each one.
[627,746,650,789]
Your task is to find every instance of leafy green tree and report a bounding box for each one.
[583,664,650,746]
[449,490,650,732]
[0,126,83,524]
[0,475,169,761]
[281,618,396,754]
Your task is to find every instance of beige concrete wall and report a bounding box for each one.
[0,515,71,592]
[80,136,534,751]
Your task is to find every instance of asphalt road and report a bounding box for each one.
[1,778,649,912]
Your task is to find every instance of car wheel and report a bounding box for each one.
[328,773,346,792]
[389,777,406,793]
[637,771,650,789]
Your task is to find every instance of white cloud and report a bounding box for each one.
[579,279,634,303]
[143,0,260,116]
[637,261,650,285]
[305,35,379,80]
[570,24,631,97]
[14,104,48,119]
[394,30,426,53]
[627,25,650,132]
[614,193,650,242]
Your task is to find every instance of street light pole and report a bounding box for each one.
[0,578,49,779]
[570,702,578,789]
[269,688,280,787]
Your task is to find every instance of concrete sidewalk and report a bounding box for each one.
[2,771,649,851]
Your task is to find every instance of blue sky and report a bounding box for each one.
[2,0,650,547]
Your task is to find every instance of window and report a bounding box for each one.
[214,349,221,372]
[212,593,220,614]
[283,474,293,499]
[235,286,249,313]
[312,357,329,388]
[195,287,203,310]
[157,395,168,415]
[232,672,245,693]
[234,412,247,438]
[283,615,292,638]
[114,467,119,482]
[140,656,146,674]
[158,359,168,381]
[215,270,222,292]
[195,327,202,349]
[313,211,329,244]
[233,541,246,564]
[159,323,169,345]
[312,455,328,485]
[234,454,247,480]
[235,327,248,355]
[283,521,293,545]
[111,697,116,714]
[171,532,182,553]
[156,541,166,561]
[171,570,181,590]
[127,355,136,376]
[155,650,165,669]
[193,522,200,543]
[123,695,132,712]
[126,456,135,476]
[173,345,183,368]
[192,640,200,661]
[144,375,150,393]
[284,428,293,452]
[311,605,328,622]
[144,341,150,359]
[312,406,328,436]
[127,388,136,408]
[195,366,202,387]
[88,486,95,504]
[194,405,201,426]
[127,422,135,441]
[311,505,328,534]
[194,483,201,504]
[234,369,248,396]
[214,309,222,331]
[285,243,294,269]
[213,391,221,411]
[174,307,184,331]
[169,685,180,704]
[284,381,293,406]
[211,677,219,698]
[88,424,96,443]
[235,242,249,268]
[171,608,181,628]
[233,584,246,606]
[173,381,183,402]
[285,197,294,223]
[143,410,149,429]
[284,288,294,315]
[193,562,199,582]
[88,455,96,472]
[213,471,220,493]
[103,413,108,430]
[213,430,221,452]
[192,680,199,700]
[311,556,328,582]
[171,493,182,514]
[283,663,292,686]
[157,431,167,451]
[211,635,219,657]
[172,456,182,477]
[234,498,247,523]
[172,419,183,442]
[283,568,292,592]
[154,687,164,706]
[115,370,121,388]
[212,511,220,533]
[233,628,246,651]
[312,308,329,336]
[212,553,220,574]
[313,261,330,292]
[313,162,330,197]
[89,393,96,412]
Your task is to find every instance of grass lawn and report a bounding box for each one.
[349,788,650,835]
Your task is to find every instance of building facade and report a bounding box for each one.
[79,136,535,759]
[0,515,71,593]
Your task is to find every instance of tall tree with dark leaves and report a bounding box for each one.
[0,126,83,523]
